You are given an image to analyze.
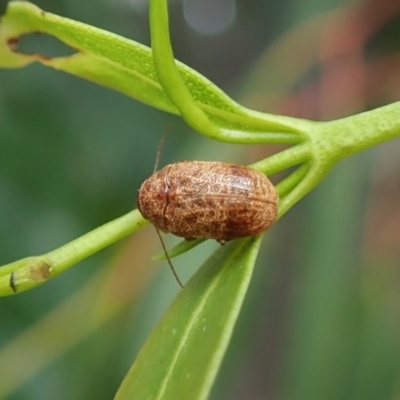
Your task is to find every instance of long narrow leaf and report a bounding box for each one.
[115,235,262,400]
[0,2,305,137]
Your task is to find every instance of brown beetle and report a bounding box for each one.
[137,161,278,242]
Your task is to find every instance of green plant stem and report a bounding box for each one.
[313,102,400,162]
[250,143,312,174]
[275,102,400,217]
[276,162,311,198]
[0,210,148,296]
[149,0,306,144]
[150,0,220,139]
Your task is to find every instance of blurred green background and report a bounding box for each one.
[1,0,400,399]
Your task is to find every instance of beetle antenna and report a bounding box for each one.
[154,124,172,173]
[152,124,183,287]
[154,227,184,288]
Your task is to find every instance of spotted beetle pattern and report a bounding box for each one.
[137,161,278,241]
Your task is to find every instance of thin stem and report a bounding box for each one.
[188,130,303,145]
[275,162,311,198]
[0,210,148,296]
[149,0,306,145]
[277,162,325,217]
[150,0,221,140]
[313,102,400,162]
[250,143,312,175]
[152,238,206,261]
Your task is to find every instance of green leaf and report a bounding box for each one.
[152,238,206,261]
[115,235,262,400]
[0,2,305,144]
[0,1,176,113]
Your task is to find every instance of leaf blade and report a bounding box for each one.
[115,235,262,400]
[0,2,305,138]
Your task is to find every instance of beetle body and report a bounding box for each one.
[137,161,278,241]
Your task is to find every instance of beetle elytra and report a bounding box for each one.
[137,161,278,242]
